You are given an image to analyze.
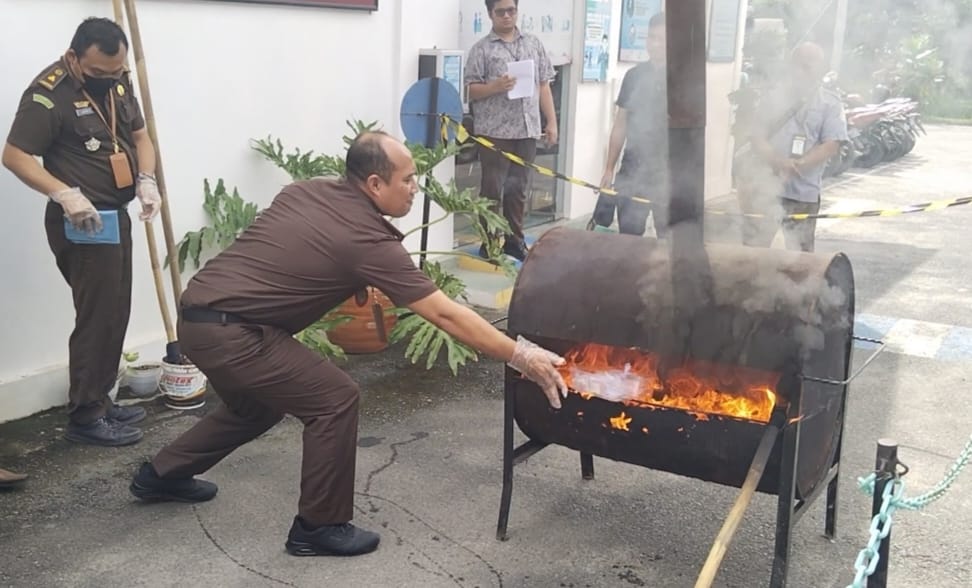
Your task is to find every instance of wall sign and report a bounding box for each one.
[618,0,662,63]
[582,0,612,82]
[707,0,742,62]
[201,0,378,9]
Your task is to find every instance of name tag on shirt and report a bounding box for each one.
[790,135,807,157]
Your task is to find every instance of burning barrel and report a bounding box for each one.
[497,227,858,587]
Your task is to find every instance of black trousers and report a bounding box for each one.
[153,320,360,527]
[478,137,537,246]
[592,170,669,237]
[44,202,132,425]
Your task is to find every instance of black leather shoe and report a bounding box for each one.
[502,240,528,262]
[129,462,218,503]
[65,417,143,447]
[107,403,146,425]
[285,516,380,556]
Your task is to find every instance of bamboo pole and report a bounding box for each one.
[112,0,176,346]
[694,421,782,588]
[122,0,183,316]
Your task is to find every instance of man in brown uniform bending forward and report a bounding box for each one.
[130,131,567,557]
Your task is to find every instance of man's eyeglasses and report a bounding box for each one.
[494,7,517,17]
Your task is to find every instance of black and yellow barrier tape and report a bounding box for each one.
[433,114,972,222]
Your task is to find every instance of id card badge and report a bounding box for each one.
[790,135,807,158]
[110,152,134,189]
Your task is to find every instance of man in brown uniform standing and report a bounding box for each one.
[2,18,161,446]
[130,131,567,557]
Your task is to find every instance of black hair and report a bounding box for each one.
[649,11,665,29]
[70,17,129,57]
[485,0,518,13]
[345,131,395,184]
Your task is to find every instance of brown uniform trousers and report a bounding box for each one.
[152,319,359,527]
[44,202,132,425]
[478,137,537,247]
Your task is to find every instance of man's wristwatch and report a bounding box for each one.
[137,172,157,183]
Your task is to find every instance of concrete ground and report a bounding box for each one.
[2,124,971,588]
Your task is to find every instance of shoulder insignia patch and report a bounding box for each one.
[32,93,55,110]
[36,66,67,91]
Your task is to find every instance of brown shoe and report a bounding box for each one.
[0,467,28,489]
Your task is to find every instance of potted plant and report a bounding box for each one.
[121,351,163,398]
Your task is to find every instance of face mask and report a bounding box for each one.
[83,75,117,98]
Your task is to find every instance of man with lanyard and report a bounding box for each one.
[592,11,669,237]
[128,131,568,557]
[465,0,558,261]
[741,41,848,252]
[2,18,161,446]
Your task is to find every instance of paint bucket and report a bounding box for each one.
[160,359,207,410]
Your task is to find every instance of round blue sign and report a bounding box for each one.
[400,77,464,147]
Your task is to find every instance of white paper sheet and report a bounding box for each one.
[506,59,535,100]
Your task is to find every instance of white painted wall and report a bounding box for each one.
[0,0,458,423]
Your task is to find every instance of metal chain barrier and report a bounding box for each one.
[847,434,972,588]
[848,478,902,587]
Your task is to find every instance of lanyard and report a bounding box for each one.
[497,34,522,62]
[82,89,120,153]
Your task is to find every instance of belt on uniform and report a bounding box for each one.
[181,306,248,324]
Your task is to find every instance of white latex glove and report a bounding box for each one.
[49,187,102,234]
[136,173,162,221]
[508,335,568,409]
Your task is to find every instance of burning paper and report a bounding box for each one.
[570,363,643,403]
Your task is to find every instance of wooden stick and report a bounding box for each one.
[122,0,183,316]
[112,0,176,344]
[694,422,782,588]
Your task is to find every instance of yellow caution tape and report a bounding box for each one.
[439,115,972,222]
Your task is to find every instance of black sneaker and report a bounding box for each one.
[285,516,380,557]
[502,240,528,261]
[107,403,146,425]
[129,462,218,503]
[65,417,143,447]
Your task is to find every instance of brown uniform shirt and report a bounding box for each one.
[6,58,145,208]
[181,178,439,334]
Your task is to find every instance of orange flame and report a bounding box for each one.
[609,412,632,431]
[558,343,779,423]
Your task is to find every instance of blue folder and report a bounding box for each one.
[64,209,120,244]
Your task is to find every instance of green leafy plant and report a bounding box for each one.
[295,314,355,361]
[387,261,479,374]
[250,120,380,180]
[171,178,258,271]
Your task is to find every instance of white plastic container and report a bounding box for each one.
[125,363,162,398]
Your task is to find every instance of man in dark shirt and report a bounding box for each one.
[2,18,161,447]
[592,11,668,236]
[129,131,568,557]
